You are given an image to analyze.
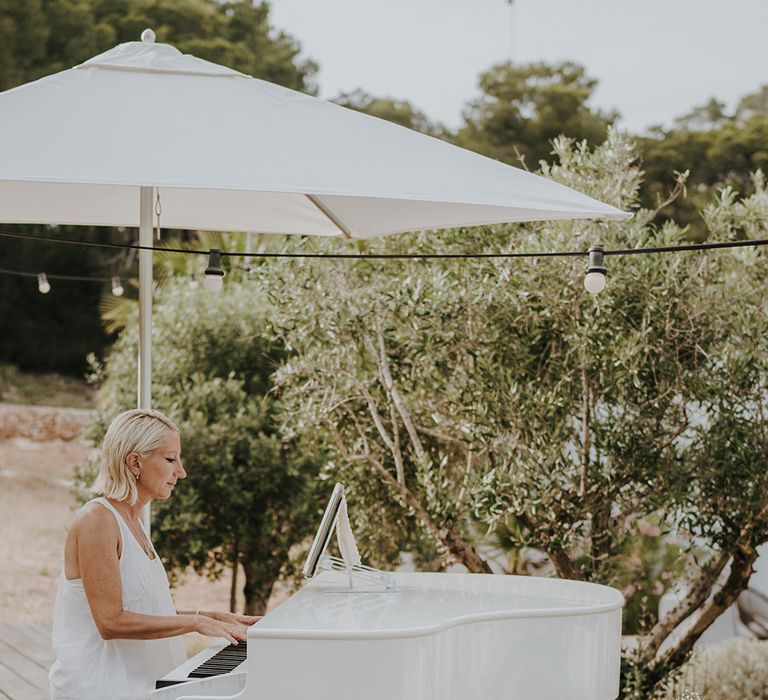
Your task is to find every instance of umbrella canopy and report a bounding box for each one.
[0,35,627,238]
[0,31,631,422]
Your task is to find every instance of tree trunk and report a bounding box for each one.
[438,526,493,574]
[640,551,730,663]
[548,544,584,580]
[653,544,758,672]
[580,362,590,500]
[590,500,612,578]
[241,554,282,616]
[229,540,239,613]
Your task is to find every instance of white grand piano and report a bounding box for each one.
[152,486,624,700]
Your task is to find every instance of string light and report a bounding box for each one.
[0,266,122,295]
[584,246,607,294]
[3,229,768,296]
[37,272,51,294]
[4,229,768,260]
[203,248,225,294]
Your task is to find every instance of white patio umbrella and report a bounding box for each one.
[0,32,628,524]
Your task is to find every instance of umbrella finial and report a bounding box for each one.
[140,28,156,44]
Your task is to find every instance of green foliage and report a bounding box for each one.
[639,87,768,237]
[0,0,49,89]
[263,130,768,696]
[671,98,730,132]
[456,61,616,168]
[735,85,768,121]
[0,225,115,374]
[80,278,323,614]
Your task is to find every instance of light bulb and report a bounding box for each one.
[37,273,51,294]
[584,246,607,295]
[203,274,224,293]
[204,249,225,294]
[111,276,124,297]
[584,271,606,294]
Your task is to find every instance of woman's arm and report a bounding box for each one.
[177,609,261,626]
[76,506,246,644]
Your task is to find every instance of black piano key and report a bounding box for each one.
[189,665,243,675]
[200,650,246,663]
[214,649,247,657]
[188,668,229,678]
[195,660,240,669]
[188,667,240,677]
[188,641,248,678]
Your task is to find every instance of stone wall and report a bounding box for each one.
[0,403,93,441]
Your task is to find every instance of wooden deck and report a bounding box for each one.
[0,622,53,700]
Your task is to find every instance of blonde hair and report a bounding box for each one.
[92,409,179,505]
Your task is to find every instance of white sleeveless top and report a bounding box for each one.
[49,498,186,700]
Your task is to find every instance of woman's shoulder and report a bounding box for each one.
[71,499,120,534]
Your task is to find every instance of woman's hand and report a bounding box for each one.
[194,614,250,645]
[210,611,262,627]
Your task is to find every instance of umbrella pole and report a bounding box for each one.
[138,186,153,533]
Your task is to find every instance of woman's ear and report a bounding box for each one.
[126,452,141,478]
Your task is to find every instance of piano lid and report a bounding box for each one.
[250,570,623,641]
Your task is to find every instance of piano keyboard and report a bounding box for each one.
[188,640,247,678]
[152,640,248,698]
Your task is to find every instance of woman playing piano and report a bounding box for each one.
[49,409,259,700]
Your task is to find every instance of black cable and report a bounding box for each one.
[0,230,193,253]
[2,228,768,261]
[0,267,112,282]
[0,229,582,258]
[604,237,768,256]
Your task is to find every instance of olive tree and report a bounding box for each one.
[263,131,768,696]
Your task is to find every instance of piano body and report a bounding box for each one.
[152,568,623,700]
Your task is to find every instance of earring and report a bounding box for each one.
[135,473,140,481]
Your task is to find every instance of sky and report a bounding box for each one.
[268,0,768,134]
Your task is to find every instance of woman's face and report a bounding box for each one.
[133,430,186,500]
